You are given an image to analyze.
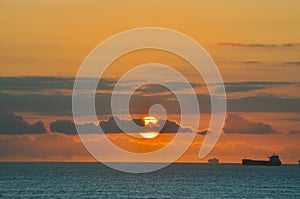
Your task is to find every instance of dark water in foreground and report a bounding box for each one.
[0,163,299,198]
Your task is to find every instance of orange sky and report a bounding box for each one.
[0,1,299,163]
[1,0,300,78]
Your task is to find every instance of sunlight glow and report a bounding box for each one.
[139,132,160,139]
[143,116,158,125]
[139,116,159,139]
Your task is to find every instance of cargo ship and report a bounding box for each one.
[242,154,281,166]
[208,158,219,164]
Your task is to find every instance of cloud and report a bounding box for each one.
[99,116,190,134]
[242,61,261,64]
[49,120,77,135]
[49,117,194,135]
[224,84,266,93]
[197,129,209,135]
[159,119,192,133]
[98,116,194,134]
[216,42,298,48]
[0,76,74,91]
[222,81,294,93]
[0,76,115,94]
[289,130,300,135]
[217,60,262,65]
[2,92,300,116]
[228,95,300,113]
[281,117,300,121]
[135,82,203,95]
[223,114,279,135]
[1,76,300,115]
[50,120,99,135]
[0,93,74,116]
[284,62,300,65]
[0,111,46,134]
[0,76,202,95]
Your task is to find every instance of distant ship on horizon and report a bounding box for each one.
[208,158,219,164]
[242,153,282,166]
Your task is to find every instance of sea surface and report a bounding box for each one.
[0,163,299,198]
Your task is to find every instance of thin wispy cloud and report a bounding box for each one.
[215,60,262,65]
[283,61,300,65]
[216,42,298,48]
[0,76,115,94]
[289,130,300,135]
[0,76,203,95]
[222,81,295,93]
[242,61,261,64]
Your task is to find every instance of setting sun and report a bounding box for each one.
[139,132,160,139]
[143,116,158,125]
[139,116,160,138]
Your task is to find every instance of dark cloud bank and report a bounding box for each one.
[0,77,299,136]
[54,116,275,136]
[0,111,194,135]
[0,112,285,136]
[50,117,193,135]
[2,92,300,116]
[223,114,279,135]
[0,111,46,134]
[1,76,300,116]
[198,114,280,135]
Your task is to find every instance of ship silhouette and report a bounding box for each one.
[208,158,219,164]
[242,153,281,166]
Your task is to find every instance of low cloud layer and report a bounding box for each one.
[289,130,300,135]
[0,76,115,93]
[284,61,300,65]
[223,81,294,93]
[0,111,46,134]
[0,76,201,95]
[2,92,300,116]
[217,42,298,48]
[1,77,300,116]
[50,117,193,135]
[223,114,279,135]
[135,82,202,95]
[50,120,99,135]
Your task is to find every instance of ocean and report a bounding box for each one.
[0,163,299,198]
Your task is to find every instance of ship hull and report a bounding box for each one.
[208,158,219,164]
[242,159,281,166]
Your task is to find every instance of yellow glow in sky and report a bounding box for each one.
[140,116,159,138]
[139,132,160,139]
[143,116,158,126]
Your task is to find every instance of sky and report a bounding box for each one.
[0,0,300,163]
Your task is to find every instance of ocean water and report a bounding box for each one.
[0,163,299,198]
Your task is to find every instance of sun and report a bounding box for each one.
[143,116,158,125]
[139,132,160,139]
[139,116,160,139]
